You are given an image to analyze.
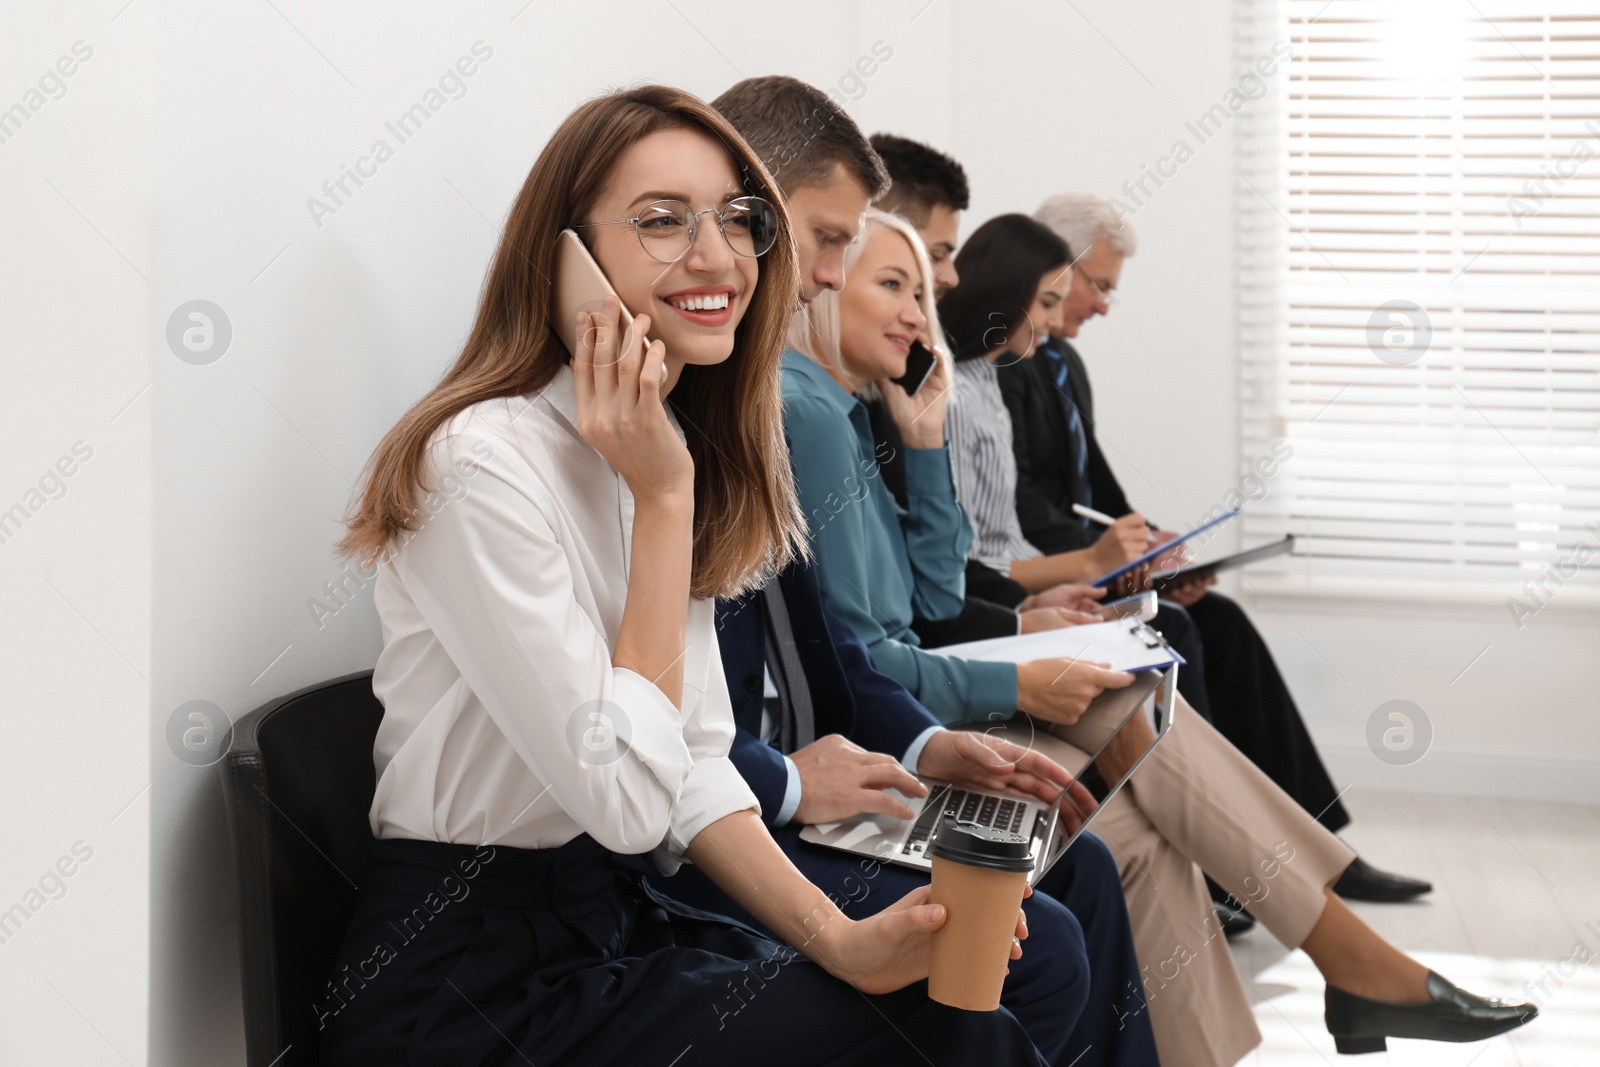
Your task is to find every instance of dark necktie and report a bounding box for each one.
[762,577,815,753]
[1043,342,1093,525]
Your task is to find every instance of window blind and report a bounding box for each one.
[1235,0,1600,607]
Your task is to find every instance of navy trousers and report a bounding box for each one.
[654,828,1160,1067]
[317,836,1050,1066]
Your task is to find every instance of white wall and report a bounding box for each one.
[5,1,1593,1064]
[1,4,152,1066]
[906,0,1600,807]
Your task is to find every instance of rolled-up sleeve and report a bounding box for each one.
[662,638,761,865]
[396,434,752,856]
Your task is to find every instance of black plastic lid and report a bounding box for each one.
[929,816,1036,873]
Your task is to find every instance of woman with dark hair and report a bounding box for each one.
[940,215,1154,595]
[322,87,1046,1066]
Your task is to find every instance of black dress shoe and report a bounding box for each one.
[1325,970,1537,1054]
[1333,856,1433,903]
[1215,901,1256,939]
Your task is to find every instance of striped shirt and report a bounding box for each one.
[947,356,1044,573]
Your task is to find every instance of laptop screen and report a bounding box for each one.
[1026,666,1175,883]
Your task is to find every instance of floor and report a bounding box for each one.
[1227,791,1600,1066]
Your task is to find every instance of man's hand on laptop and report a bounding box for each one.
[914,730,1097,819]
[791,734,929,825]
[1017,658,1135,726]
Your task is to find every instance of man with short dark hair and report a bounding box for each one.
[646,77,1161,1067]
[869,133,968,295]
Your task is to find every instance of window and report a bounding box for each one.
[1236,0,1600,607]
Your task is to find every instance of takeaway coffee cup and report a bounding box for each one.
[927,816,1035,1011]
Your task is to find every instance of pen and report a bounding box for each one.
[1072,503,1120,526]
[1073,503,1161,543]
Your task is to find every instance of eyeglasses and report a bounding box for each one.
[573,197,780,264]
[1081,273,1118,307]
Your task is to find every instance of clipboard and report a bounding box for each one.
[936,616,1184,673]
[1150,535,1295,592]
[1090,508,1240,588]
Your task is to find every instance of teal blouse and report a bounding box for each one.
[780,350,1019,723]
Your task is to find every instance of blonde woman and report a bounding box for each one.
[784,209,1131,727]
[325,90,1043,1066]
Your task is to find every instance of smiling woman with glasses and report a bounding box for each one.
[322,85,1047,1067]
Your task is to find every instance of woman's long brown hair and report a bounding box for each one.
[339,85,805,599]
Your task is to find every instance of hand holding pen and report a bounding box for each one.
[1074,504,1157,594]
[1072,503,1159,542]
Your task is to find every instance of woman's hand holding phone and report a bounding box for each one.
[571,300,692,502]
[877,340,951,450]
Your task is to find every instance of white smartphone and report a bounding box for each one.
[550,229,652,362]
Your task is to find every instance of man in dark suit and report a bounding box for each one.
[1005,339,1134,555]
[1010,192,1430,903]
[651,556,1160,1067]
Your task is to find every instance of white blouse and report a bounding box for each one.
[367,364,759,870]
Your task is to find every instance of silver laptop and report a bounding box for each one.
[799,664,1178,886]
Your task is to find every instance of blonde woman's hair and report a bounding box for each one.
[787,208,952,393]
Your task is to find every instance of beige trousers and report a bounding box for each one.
[976,695,1356,1067]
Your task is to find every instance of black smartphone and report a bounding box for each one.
[889,339,937,396]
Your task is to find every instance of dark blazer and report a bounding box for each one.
[715,556,940,828]
[997,339,1134,555]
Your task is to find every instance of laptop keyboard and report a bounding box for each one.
[901,785,1028,858]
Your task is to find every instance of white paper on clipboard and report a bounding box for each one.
[935,617,1184,673]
